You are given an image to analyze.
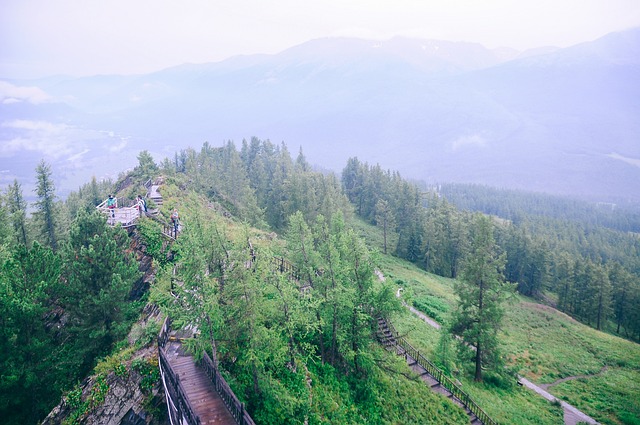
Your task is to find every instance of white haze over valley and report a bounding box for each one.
[1,0,639,205]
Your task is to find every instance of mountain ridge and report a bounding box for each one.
[1,29,639,204]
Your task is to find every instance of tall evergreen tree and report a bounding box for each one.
[0,191,11,246]
[609,262,634,334]
[451,214,512,382]
[133,150,158,181]
[33,160,58,252]
[60,210,139,373]
[593,263,612,331]
[375,199,395,255]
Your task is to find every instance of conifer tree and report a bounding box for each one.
[609,262,634,334]
[133,150,158,181]
[61,210,139,372]
[375,199,395,254]
[593,263,612,330]
[451,214,512,382]
[0,191,11,246]
[33,160,58,252]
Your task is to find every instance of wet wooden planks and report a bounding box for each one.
[165,341,237,425]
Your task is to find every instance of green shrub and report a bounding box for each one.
[412,295,450,323]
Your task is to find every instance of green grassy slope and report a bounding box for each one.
[376,252,640,425]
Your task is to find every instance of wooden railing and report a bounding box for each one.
[97,197,141,227]
[158,316,255,425]
[379,318,497,425]
[158,316,171,349]
[200,352,256,425]
[158,317,202,425]
[146,213,177,240]
[159,347,202,425]
[271,256,302,281]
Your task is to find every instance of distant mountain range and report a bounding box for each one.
[1,28,639,204]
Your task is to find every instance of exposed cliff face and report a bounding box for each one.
[128,227,155,301]
[42,346,167,425]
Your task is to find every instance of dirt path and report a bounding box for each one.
[390,281,599,425]
[539,366,608,390]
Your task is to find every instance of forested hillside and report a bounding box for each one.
[1,138,639,424]
[341,159,640,342]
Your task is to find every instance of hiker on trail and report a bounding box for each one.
[136,195,146,216]
[106,194,116,221]
[170,208,179,238]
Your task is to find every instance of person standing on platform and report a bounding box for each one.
[170,209,179,238]
[106,194,116,224]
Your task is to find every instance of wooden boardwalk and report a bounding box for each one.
[163,339,237,425]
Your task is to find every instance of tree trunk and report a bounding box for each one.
[474,342,483,382]
[382,218,387,254]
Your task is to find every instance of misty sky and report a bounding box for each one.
[2,0,640,78]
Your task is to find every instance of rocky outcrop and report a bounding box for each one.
[42,346,167,425]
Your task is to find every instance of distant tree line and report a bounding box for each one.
[340,158,640,341]
[438,182,640,234]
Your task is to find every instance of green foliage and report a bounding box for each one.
[412,295,450,323]
[501,301,640,425]
[0,242,64,424]
[137,217,171,266]
[131,358,160,393]
[392,299,564,425]
[63,374,110,425]
[60,209,140,375]
[33,160,59,251]
[64,176,113,220]
[451,214,513,382]
[341,157,425,263]
[5,142,637,424]
[5,179,28,246]
[114,363,128,378]
[133,150,159,182]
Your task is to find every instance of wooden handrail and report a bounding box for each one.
[380,318,497,425]
[158,316,171,349]
[200,352,256,425]
[158,348,202,425]
[158,317,255,425]
[271,256,302,282]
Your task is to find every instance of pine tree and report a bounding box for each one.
[593,263,612,331]
[33,160,58,251]
[61,210,139,372]
[609,262,634,334]
[451,214,512,382]
[375,199,395,254]
[133,150,158,181]
[0,191,11,246]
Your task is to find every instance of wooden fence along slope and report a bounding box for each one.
[377,317,496,425]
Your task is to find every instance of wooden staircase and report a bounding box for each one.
[377,317,490,425]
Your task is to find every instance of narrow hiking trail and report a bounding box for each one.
[538,366,608,391]
[389,282,599,425]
